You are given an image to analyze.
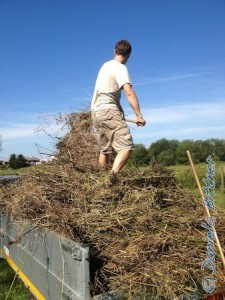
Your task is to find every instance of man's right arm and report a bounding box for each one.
[123,83,146,126]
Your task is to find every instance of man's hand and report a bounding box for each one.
[136,115,146,127]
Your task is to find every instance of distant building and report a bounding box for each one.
[24,156,41,166]
[40,155,57,164]
[0,159,8,165]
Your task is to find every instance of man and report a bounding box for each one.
[91,40,146,174]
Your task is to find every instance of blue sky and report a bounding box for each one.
[0,0,225,160]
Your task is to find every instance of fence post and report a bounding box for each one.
[221,167,225,191]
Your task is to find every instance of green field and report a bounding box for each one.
[0,164,49,176]
[170,161,225,209]
[0,259,29,300]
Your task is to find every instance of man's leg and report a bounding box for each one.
[99,152,110,170]
[111,149,131,173]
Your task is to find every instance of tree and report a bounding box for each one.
[146,138,225,166]
[17,154,27,168]
[9,153,28,169]
[193,140,215,162]
[128,144,150,167]
[9,154,17,169]
[191,139,225,162]
[148,138,171,159]
[157,149,176,166]
[212,139,225,161]
[148,139,179,165]
[176,140,198,164]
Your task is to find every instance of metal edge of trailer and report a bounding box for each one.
[0,213,90,300]
[93,290,203,300]
[0,214,205,300]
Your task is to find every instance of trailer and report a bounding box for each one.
[0,213,205,300]
[0,214,91,299]
[0,213,130,300]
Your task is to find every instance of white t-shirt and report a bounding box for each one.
[91,60,131,111]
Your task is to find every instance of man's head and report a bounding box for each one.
[114,40,132,64]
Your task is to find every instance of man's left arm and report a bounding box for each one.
[123,83,146,126]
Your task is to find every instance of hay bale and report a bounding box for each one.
[1,112,225,299]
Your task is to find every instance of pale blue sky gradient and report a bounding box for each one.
[0,0,225,159]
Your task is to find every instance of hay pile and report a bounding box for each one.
[1,112,225,299]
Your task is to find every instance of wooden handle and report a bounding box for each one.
[125,118,137,124]
[186,150,225,270]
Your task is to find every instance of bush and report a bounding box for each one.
[148,139,179,165]
[9,154,28,169]
[128,144,150,167]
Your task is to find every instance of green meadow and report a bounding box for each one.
[0,259,29,300]
[170,161,225,209]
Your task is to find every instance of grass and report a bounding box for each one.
[0,168,30,176]
[0,259,29,300]
[170,161,225,210]
[0,163,50,176]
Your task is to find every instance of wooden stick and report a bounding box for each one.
[221,168,224,191]
[186,150,225,269]
[125,118,137,124]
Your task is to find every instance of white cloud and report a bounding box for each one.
[126,101,225,146]
[1,101,224,156]
[134,72,210,86]
[131,125,225,147]
[0,124,38,139]
[139,125,225,138]
[0,112,70,140]
[141,101,225,124]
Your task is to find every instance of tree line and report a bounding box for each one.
[0,136,29,169]
[1,137,225,169]
[128,138,225,167]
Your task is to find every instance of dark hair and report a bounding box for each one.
[115,40,132,56]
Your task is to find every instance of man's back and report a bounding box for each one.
[91,60,131,111]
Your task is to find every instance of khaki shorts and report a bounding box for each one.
[92,109,134,154]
